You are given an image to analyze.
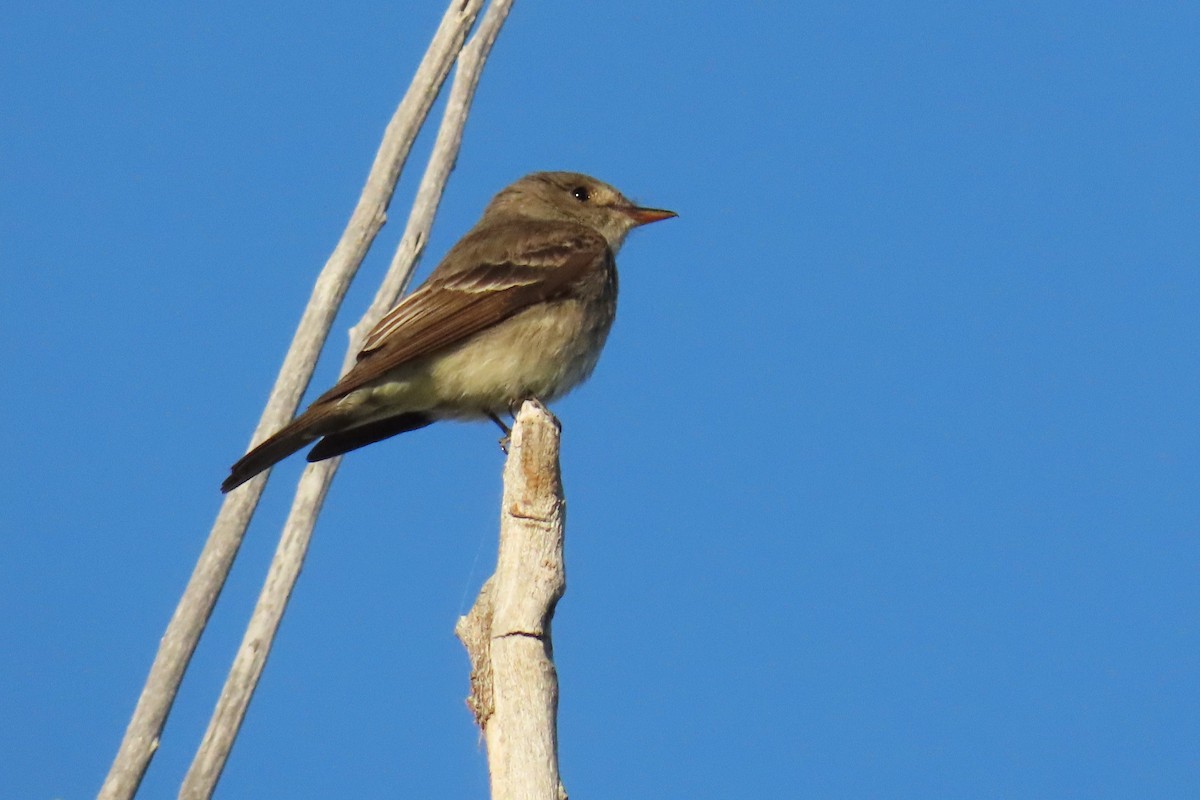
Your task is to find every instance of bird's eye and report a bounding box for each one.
[572,186,590,202]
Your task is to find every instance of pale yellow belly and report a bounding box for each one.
[335,299,613,422]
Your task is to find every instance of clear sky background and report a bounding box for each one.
[3,2,1197,798]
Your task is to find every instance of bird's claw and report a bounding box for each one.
[488,411,512,453]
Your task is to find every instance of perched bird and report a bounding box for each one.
[221,171,675,493]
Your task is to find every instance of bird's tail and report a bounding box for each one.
[221,406,338,493]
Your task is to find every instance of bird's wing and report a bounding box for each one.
[314,225,610,404]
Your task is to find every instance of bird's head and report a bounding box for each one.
[486,171,676,250]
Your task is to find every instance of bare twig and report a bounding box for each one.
[457,400,568,800]
[179,2,517,797]
[98,3,486,799]
[353,0,518,339]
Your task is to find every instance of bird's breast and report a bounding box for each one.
[426,288,616,414]
[347,262,618,420]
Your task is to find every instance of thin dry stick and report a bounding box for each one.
[354,0,517,340]
[97,4,485,799]
[179,3,516,797]
[457,401,568,800]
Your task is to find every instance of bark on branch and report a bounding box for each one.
[457,400,569,800]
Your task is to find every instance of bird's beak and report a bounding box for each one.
[624,206,678,226]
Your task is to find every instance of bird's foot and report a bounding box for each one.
[489,399,560,454]
[487,411,512,437]
[487,411,512,453]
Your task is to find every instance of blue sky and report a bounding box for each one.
[3,2,1197,797]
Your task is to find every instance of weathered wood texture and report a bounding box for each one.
[458,400,569,800]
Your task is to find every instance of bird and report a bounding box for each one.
[221,171,676,493]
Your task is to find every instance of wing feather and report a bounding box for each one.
[314,222,609,405]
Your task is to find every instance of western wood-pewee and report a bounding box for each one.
[221,171,675,492]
